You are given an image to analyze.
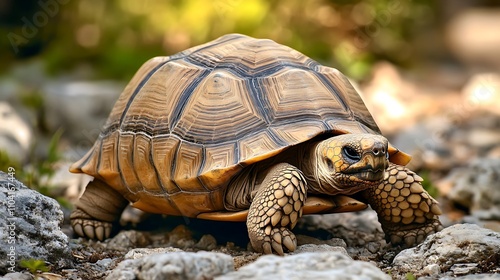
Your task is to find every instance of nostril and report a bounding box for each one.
[371,144,386,156]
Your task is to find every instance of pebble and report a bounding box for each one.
[107,230,151,250]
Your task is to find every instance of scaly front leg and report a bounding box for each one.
[362,163,443,246]
[247,163,307,255]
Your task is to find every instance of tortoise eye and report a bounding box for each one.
[342,146,361,162]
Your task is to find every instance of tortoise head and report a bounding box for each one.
[313,134,389,195]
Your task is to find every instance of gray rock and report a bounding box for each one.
[107,251,234,280]
[218,251,390,280]
[446,158,500,220]
[0,171,71,274]
[393,224,500,277]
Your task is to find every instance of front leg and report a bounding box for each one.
[362,163,443,246]
[247,163,307,255]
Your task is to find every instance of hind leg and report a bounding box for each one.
[70,179,129,241]
[362,163,442,246]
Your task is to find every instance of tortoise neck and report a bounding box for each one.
[299,141,325,194]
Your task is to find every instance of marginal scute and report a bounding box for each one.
[97,130,120,186]
[117,133,141,194]
[151,136,181,193]
[134,133,164,194]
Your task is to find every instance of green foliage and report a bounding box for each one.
[19,259,50,274]
[0,152,21,180]
[419,170,440,198]
[19,91,44,111]
[2,0,439,80]
[406,272,417,280]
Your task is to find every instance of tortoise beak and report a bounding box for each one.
[343,153,388,181]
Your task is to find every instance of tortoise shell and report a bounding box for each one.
[70,34,410,219]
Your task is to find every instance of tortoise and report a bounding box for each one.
[70,33,442,255]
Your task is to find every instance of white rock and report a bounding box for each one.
[107,251,234,280]
[0,102,33,162]
[393,224,500,277]
[218,251,390,280]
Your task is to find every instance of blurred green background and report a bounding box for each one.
[2,0,447,80]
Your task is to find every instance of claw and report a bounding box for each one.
[272,241,284,256]
[73,222,84,237]
[262,242,272,254]
[283,235,295,251]
[95,226,105,241]
[83,225,95,239]
[105,225,112,239]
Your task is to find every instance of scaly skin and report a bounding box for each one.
[70,179,129,241]
[362,163,443,246]
[247,163,307,255]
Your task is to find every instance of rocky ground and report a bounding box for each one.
[2,64,500,278]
